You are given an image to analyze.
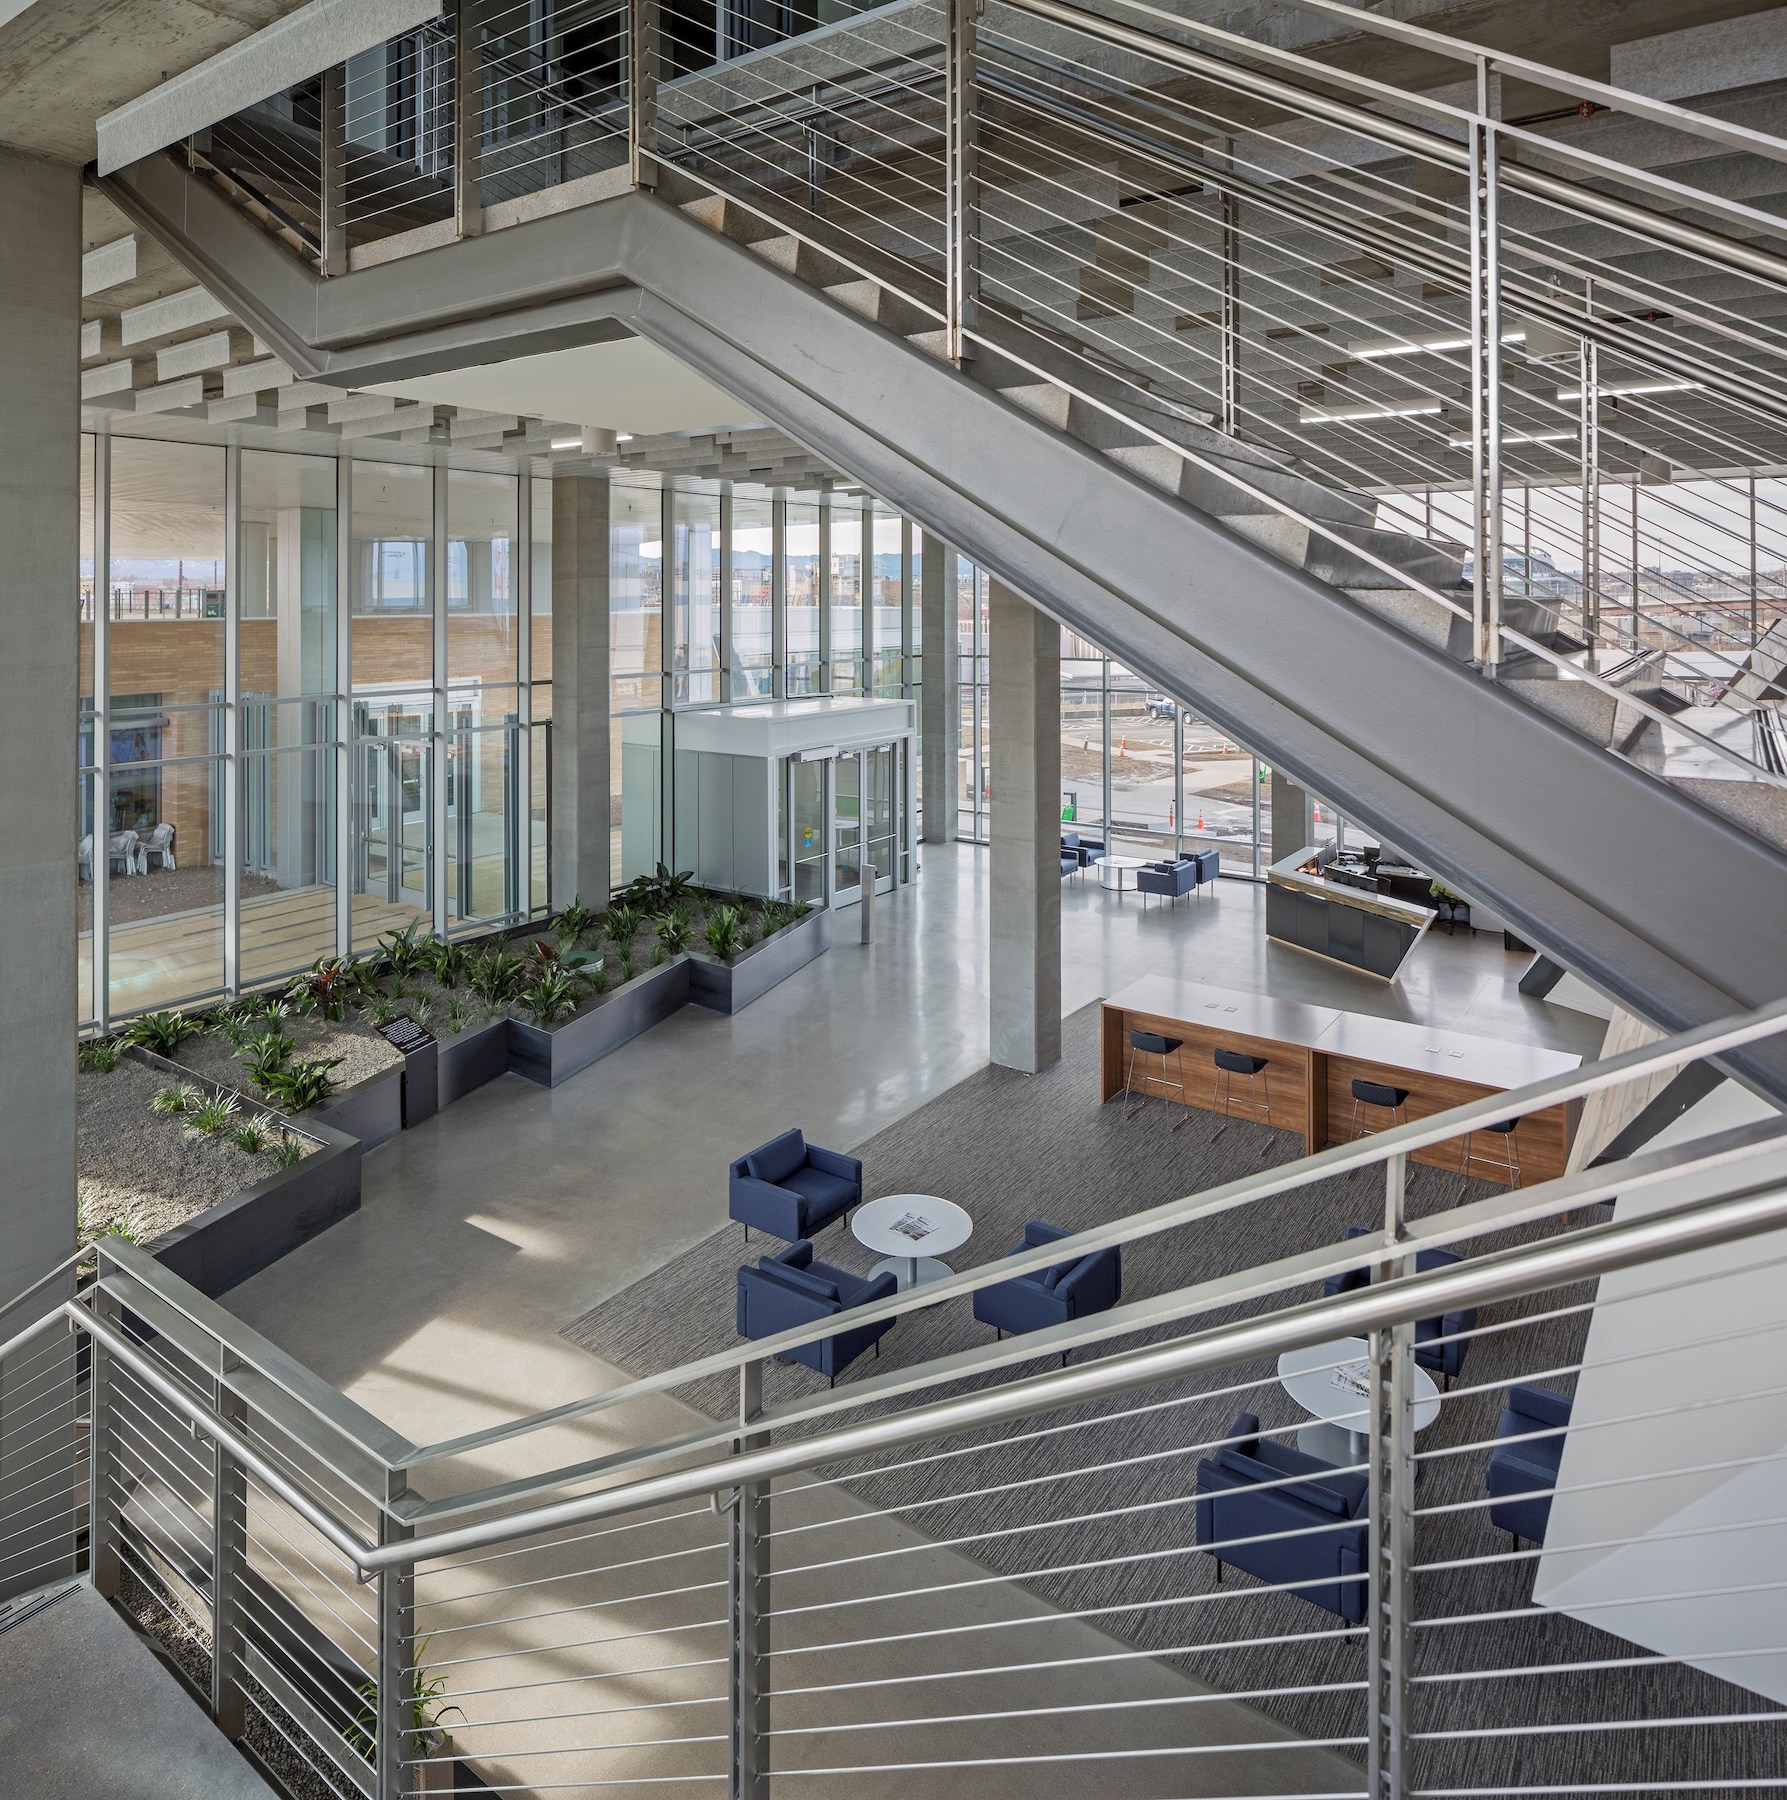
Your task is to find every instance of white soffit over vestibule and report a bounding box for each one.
[369,338,760,439]
[1533,1078,1787,1702]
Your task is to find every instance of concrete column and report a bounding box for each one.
[1,148,78,1302]
[0,147,80,1599]
[1269,768,1318,863]
[550,467,611,907]
[919,531,958,843]
[988,578,1060,1074]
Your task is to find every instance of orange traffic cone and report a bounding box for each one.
[1313,803,1323,823]
[1197,810,1206,831]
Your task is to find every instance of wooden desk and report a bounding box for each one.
[1100,977,1581,1185]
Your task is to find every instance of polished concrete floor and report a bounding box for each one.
[217,846,1605,1793]
[227,841,1602,1462]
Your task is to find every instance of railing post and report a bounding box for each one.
[376,1483,416,1800]
[729,1359,768,1800]
[945,0,982,364]
[211,1353,249,1741]
[1467,60,1503,674]
[87,1273,122,1601]
[628,0,660,190]
[1368,1153,1414,1800]
[1580,277,1601,668]
[1219,143,1241,438]
[454,0,483,239]
[320,63,347,277]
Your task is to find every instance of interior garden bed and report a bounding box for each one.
[76,1044,356,1298]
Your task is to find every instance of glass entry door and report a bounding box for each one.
[834,750,862,903]
[865,744,897,895]
[358,739,432,910]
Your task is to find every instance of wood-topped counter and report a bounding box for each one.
[1101,977,1581,1185]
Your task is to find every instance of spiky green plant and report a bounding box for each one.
[78,1038,122,1074]
[239,1029,295,1087]
[614,945,637,983]
[466,946,527,1006]
[259,1057,342,1115]
[600,901,642,947]
[554,897,596,941]
[125,1009,204,1059]
[654,905,693,954]
[269,1135,306,1169]
[230,1118,274,1155]
[704,904,743,962]
[517,967,583,1026]
[152,1082,200,1116]
[186,1092,242,1136]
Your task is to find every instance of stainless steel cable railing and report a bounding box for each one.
[7,997,1787,1793]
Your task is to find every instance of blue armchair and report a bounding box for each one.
[736,1240,897,1384]
[1060,849,1081,878]
[1486,1383,1572,1548]
[729,1129,862,1243]
[972,1221,1121,1354]
[1322,1225,1478,1386]
[1196,1411,1369,1623]
[1191,847,1221,886]
[1068,832,1106,871]
[1136,857,1198,905]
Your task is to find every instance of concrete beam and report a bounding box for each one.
[155,326,254,381]
[551,468,613,908]
[119,283,227,346]
[988,578,1061,1075]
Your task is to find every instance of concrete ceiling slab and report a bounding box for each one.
[369,336,760,438]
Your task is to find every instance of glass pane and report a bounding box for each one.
[78,434,94,718]
[830,502,862,695]
[671,490,721,707]
[872,510,904,695]
[109,440,226,733]
[352,461,433,707]
[448,722,521,927]
[241,747,338,988]
[351,739,433,951]
[448,468,519,693]
[792,757,827,904]
[530,474,552,688]
[76,777,94,1028]
[617,710,662,885]
[610,479,662,705]
[835,752,861,896]
[106,760,225,1016]
[242,449,338,724]
[786,502,820,695]
[530,721,550,912]
[732,491,774,700]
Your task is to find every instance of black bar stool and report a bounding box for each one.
[1124,1029,1187,1125]
[1459,1117,1522,1185]
[1350,1078,1410,1138]
[1212,1047,1272,1125]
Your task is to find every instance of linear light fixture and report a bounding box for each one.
[1555,379,1700,401]
[1300,400,1444,424]
[1353,328,1526,360]
[1445,430,1575,448]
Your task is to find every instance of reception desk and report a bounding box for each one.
[1266,846,1431,980]
[1100,976,1581,1185]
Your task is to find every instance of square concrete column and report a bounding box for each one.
[919,531,958,843]
[988,578,1061,1073]
[1269,768,1319,863]
[1,149,78,1303]
[0,147,80,1600]
[550,467,611,907]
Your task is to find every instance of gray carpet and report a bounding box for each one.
[565,1005,1783,1795]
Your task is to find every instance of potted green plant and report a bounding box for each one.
[345,1640,464,1796]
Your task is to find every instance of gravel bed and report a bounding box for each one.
[178,1014,402,1095]
[76,1061,310,1245]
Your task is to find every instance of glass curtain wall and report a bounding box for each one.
[610,478,663,887]
[79,434,548,1029]
[731,492,774,699]
[830,497,863,694]
[785,501,821,694]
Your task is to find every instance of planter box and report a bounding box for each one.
[688,906,831,1015]
[438,1015,512,1106]
[125,1050,361,1300]
[508,957,691,1088]
[302,1060,404,1150]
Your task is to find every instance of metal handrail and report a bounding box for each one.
[358,1165,1787,1572]
[395,994,1787,1473]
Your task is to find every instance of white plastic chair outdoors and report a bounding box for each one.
[139,822,176,871]
[107,830,143,876]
